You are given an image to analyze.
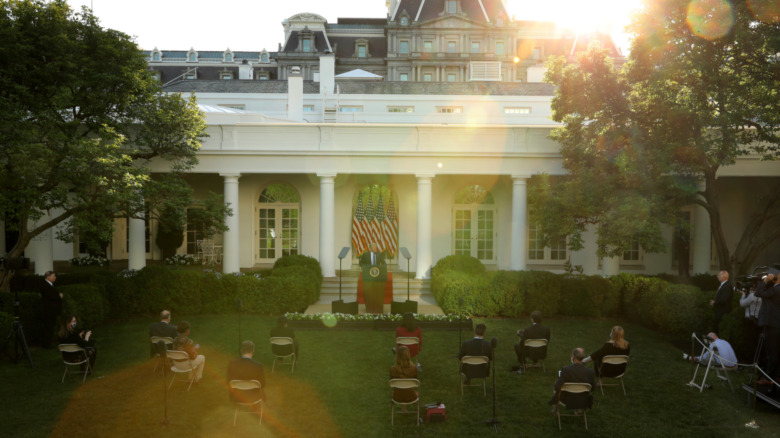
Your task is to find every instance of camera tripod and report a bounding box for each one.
[1,290,34,368]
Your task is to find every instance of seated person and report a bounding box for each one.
[459,323,491,383]
[583,325,630,385]
[683,332,737,368]
[514,310,550,373]
[395,312,422,367]
[270,316,298,359]
[390,346,418,404]
[172,321,206,383]
[227,340,266,403]
[57,315,97,373]
[549,347,595,413]
[149,309,178,357]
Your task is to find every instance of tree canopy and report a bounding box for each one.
[534,0,780,275]
[0,0,228,288]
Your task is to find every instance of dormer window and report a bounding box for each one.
[496,17,504,27]
[299,28,314,53]
[187,48,198,62]
[400,15,409,25]
[302,39,311,52]
[354,39,370,58]
[224,50,233,62]
[261,51,269,63]
[446,0,457,14]
[151,48,162,62]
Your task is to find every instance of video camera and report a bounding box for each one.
[735,265,778,291]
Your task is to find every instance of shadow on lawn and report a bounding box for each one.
[49,349,341,437]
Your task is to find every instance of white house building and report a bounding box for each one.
[15,1,780,278]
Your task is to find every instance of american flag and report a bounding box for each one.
[375,194,386,252]
[364,192,379,251]
[352,192,366,255]
[383,195,398,257]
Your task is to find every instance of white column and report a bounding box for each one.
[318,173,336,278]
[221,173,241,273]
[128,204,146,270]
[692,182,711,274]
[510,175,529,270]
[415,175,434,279]
[0,220,6,257]
[31,213,53,275]
[601,255,620,277]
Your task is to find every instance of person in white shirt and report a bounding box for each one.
[684,332,738,368]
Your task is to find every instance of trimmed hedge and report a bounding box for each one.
[1,255,323,340]
[431,256,717,338]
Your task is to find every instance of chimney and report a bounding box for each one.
[239,59,253,80]
[287,66,303,122]
[319,53,335,95]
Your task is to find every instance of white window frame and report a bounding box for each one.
[621,240,644,265]
[495,41,505,55]
[303,105,315,113]
[258,72,270,80]
[220,72,233,80]
[527,225,569,264]
[448,41,456,53]
[400,41,409,54]
[424,73,433,82]
[472,41,481,53]
[424,41,433,52]
[387,106,414,113]
[338,105,363,113]
[436,106,463,114]
[446,0,457,13]
[504,107,531,114]
[399,73,408,81]
[447,73,456,82]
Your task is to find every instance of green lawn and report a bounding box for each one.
[2,315,779,437]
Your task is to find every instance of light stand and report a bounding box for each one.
[156,340,170,428]
[391,247,417,314]
[332,247,358,314]
[1,284,34,368]
[236,299,243,355]
[484,337,500,432]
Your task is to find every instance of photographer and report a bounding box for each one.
[739,283,762,362]
[683,332,737,368]
[754,270,780,384]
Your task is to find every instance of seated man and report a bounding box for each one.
[549,347,595,413]
[683,332,738,368]
[227,340,266,403]
[459,323,491,384]
[514,310,550,374]
[270,316,299,359]
[149,310,178,357]
[171,321,206,384]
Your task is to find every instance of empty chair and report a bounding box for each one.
[523,339,548,372]
[229,380,264,426]
[270,337,296,373]
[598,355,629,396]
[59,344,91,383]
[460,356,489,396]
[390,378,420,426]
[151,336,174,373]
[555,382,593,430]
[167,350,197,391]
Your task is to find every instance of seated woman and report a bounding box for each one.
[583,325,630,385]
[395,312,422,367]
[57,315,97,373]
[390,346,418,405]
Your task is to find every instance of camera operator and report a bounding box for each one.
[754,270,780,384]
[739,283,762,363]
[683,332,737,368]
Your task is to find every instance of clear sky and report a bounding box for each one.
[66,0,642,54]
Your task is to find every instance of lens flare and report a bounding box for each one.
[747,0,780,23]
[686,0,735,40]
[322,313,338,328]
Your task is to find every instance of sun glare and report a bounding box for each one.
[506,0,643,36]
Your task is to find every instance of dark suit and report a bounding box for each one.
[227,357,266,402]
[40,279,62,348]
[149,321,178,357]
[359,250,386,268]
[514,323,550,364]
[713,281,733,330]
[755,281,780,378]
[459,337,492,379]
[549,362,595,409]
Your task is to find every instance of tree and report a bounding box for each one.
[0,0,229,289]
[534,0,780,276]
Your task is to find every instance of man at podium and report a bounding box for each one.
[359,242,386,313]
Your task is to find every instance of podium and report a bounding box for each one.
[362,264,387,313]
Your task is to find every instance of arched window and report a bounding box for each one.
[400,15,409,25]
[256,184,300,262]
[453,185,496,262]
[225,52,233,62]
[261,52,269,63]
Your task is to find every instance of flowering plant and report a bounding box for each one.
[165,254,201,266]
[70,255,109,267]
[283,312,467,322]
